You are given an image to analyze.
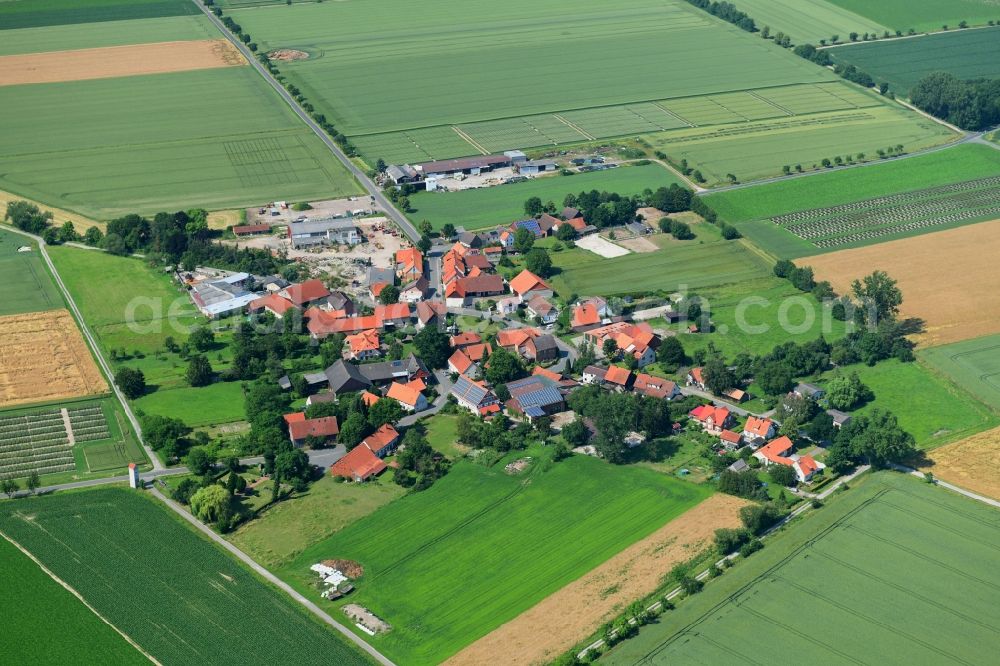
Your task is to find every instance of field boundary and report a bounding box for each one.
[0,530,159,664]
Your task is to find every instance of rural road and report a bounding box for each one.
[192,1,420,244]
[150,487,398,666]
[892,463,1000,509]
[2,225,161,470]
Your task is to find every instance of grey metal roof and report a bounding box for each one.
[358,354,426,383]
[290,218,360,234]
[531,334,558,351]
[324,360,372,394]
[367,266,395,286]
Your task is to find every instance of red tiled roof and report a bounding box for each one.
[233,224,270,235]
[604,365,633,386]
[689,367,705,385]
[567,217,588,231]
[375,303,411,323]
[289,416,339,440]
[465,342,491,362]
[532,366,563,382]
[284,279,330,307]
[249,293,294,316]
[361,391,381,407]
[370,282,389,298]
[347,329,380,355]
[283,412,306,424]
[330,444,386,481]
[796,454,820,476]
[720,429,741,444]
[509,269,549,297]
[396,248,423,276]
[497,327,539,349]
[757,436,794,464]
[416,300,446,323]
[387,381,422,408]
[362,424,400,453]
[572,303,600,328]
[743,416,774,437]
[449,349,474,374]
[451,332,482,348]
[689,404,731,426]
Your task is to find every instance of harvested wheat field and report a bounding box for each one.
[922,425,1000,500]
[807,219,1000,346]
[0,309,107,408]
[446,493,747,666]
[0,40,245,87]
[0,190,103,234]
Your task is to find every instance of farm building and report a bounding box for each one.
[505,375,565,420]
[233,224,271,236]
[288,218,362,248]
[603,365,634,392]
[519,159,558,175]
[329,444,387,482]
[523,334,559,362]
[186,271,259,318]
[288,415,339,447]
[415,154,511,178]
[450,374,501,415]
[386,164,419,184]
[362,424,401,457]
[445,274,505,307]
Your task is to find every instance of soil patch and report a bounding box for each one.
[0,309,107,408]
[322,559,364,578]
[445,493,748,666]
[576,234,631,258]
[0,40,245,87]
[617,236,658,253]
[807,219,1000,346]
[921,425,1000,500]
[268,49,309,62]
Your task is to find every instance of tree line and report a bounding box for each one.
[911,72,1000,131]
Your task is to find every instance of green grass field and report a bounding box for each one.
[133,381,248,427]
[603,472,1000,664]
[829,27,1000,94]
[0,537,147,664]
[920,334,1000,410]
[0,66,360,218]
[730,0,888,43]
[820,359,995,448]
[0,14,219,55]
[409,164,681,231]
[0,0,198,30]
[706,144,1000,223]
[0,227,62,315]
[827,0,1000,32]
[280,454,712,664]
[232,0,831,137]
[0,487,373,665]
[643,104,955,186]
[549,236,772,297]
[229,474,405,568]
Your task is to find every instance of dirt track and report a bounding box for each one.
[0,39,245,87]
[807,219,1000,346]
[445,493,747,666]
[922,426,1000,500]
[0,309,107,407]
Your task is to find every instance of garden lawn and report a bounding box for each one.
[408,164,681,232]
[829,27,1000,94]
[603,472,1000,664]
[280,454,712,664]
[132,381,247,427]
[920,334,1000,411]
[729,0,887,43]
[0,67,360,219]
[0,487,374,665]
[644,105,955,186]
[0,537,147,665]
[550,239,771,297]
[819,359,995,449]
[423,413,468,460]
[0,0,199,30]
[228,474,405,568]
[0,227,62,315]
[705,143,1000,220]
[826,0,1000,32]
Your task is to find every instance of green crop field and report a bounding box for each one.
[643,104,955,186]
[0,66,360,219]
[0,487,373,665]
[232,0,832,137]
[0,537,147,664]
[280,455,711,664]
[921,334,1000,410]
[827,0,1000,32]
[818,359,995,448]
[0,227,62,315]
[410,164,681,232]
[549,237,772,298]
[729,0,888,43]
[0,0,198,30]
[829,27,1000,94]
[603,472,1000,664]
[0,14,220,55]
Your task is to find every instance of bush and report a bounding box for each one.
[739,538,764,557]
[714,527,752,554]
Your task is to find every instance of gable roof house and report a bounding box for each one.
[345,329,381,361]
[374,303,413,328]
[633,373,680,400]
[794,383,825,401]
[509,270,553,303]
[719,429,743,450]
[686,367,706,390]
[450,374,501,415]
[329,444,387,482]
[445,273,505,307]
[752,436,794,466]
[604,365,635,392]
[249,292,296,319]
[505,375,565,420]
[689,404,733,434]
[793,454,826,483]
[415,300,447,330]
[361,424,401,457]
[448,348,479,379]
[451,331,483,349]
[496,327,541,357]
[827,409,852,430]
[386,381,428,412]
[742,416,776,444]
[536,213,561,236]
[395,248,424,281]
[585,321,659,368]
[524,333,559,362]
[399,275,430,303]
[571,302,602,332]
[581,365,608,385]
[288,415,339,447]
[525,295,558,325]
[281,279,331,309]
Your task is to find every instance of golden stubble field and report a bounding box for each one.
[446,493,748,666]
[0,309,107,407]
[807,219,1000,346]
[0,39,244,87]
[921,425,1000,500]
